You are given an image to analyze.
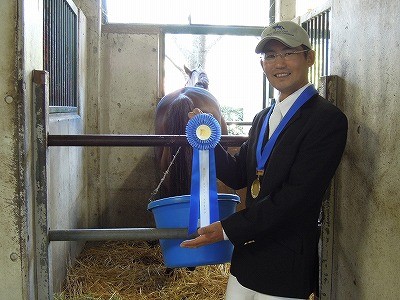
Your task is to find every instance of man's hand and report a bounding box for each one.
[180,221,224,248]
[187,108,204,119]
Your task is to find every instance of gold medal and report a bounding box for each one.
[251,170,264,198]
[251,177,260,198]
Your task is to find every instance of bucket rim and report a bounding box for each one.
[147,193,240,211]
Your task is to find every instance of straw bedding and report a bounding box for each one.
[55,241,230,300]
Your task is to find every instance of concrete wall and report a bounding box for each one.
[76,0,105,228]
[331,0,400,299]
[275,0,296,21]
[48,115,87,292]
[0,2,26,299]
[99,28,159,227]
[0,0,95,298]
[47,3,90,292]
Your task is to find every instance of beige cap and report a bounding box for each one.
[255,21,312,53]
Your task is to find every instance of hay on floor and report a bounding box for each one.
[54,241,230,300]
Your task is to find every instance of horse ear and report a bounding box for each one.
[184,65,192,76]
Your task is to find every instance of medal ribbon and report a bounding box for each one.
[256,85,318,172]
[186,114,221,235]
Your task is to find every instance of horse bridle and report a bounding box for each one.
[195,81,208,89]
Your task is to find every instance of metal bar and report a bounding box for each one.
[226,121,252,126]
[62,1,65,106]
[321,13,326,76]
[313,18,317,85]
[102,23,263,37]
[73,12,78,106]
[325,10,331,76]
[269,0,275,24]
[33,70,52,299]
[47,134,248,147]
[318,76,337,300]
[162,24,264,36]
[66,4,70,106]
[317,15,322,80]
[49,228,190,241]
[320,14,324,76]
[50,0,55,106]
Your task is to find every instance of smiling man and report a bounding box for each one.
[257,21,314,102]
[182,21,348,300]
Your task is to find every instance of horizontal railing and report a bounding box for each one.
[47,133,248,242]
[47,134,248,147]
[49,228,193,241]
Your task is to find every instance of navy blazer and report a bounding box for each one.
[216,94,348,298]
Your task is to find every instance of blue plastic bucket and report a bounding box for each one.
[147,194,240,268]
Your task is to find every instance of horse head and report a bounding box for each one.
[184,65,209,90]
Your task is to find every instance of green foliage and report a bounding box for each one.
[221,106,244,135]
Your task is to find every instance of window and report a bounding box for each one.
[104,0,270,134]
[43,0,79,113]
[302,8,331,89]
[165,33,264,135]
[103,0,267,26]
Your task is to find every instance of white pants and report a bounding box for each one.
[225,274,307,300]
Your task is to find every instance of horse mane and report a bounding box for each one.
[165,94,195,196]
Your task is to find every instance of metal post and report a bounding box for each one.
[47,134,248,147]
[32,70,52,300]
[49,228,191,241]
[318,75,338,300]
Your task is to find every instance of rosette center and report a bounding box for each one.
[196,125,212,140]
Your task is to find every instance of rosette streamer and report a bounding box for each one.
[186,114,222,235]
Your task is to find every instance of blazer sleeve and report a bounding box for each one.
[214,110,264,190]
[214,142,248,190]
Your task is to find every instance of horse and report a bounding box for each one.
[154,66,228,198]
[183,65,209,89]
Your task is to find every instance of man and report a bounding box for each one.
[181,20,348,299]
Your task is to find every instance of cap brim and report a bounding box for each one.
[255,37,304,53]
[255,38,270,53]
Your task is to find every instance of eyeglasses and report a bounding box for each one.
[261,50,309,63]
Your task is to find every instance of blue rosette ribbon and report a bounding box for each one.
[186,114,222,235]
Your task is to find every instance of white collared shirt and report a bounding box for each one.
[278,83,312,117]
